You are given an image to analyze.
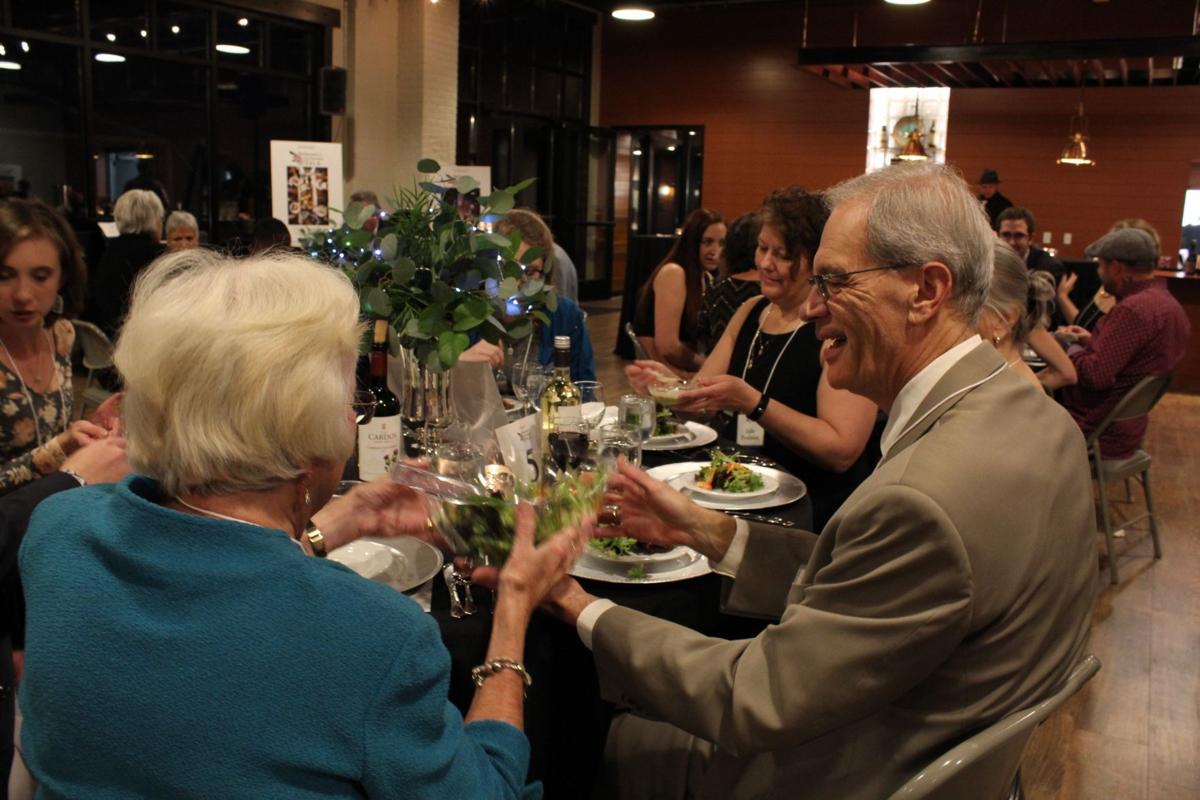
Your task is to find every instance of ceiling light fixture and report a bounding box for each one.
[171,25,181,34]
[105,33,117,42]
[1057,100,1095,166]
[0,45,6,56]
[94,52,126,63]
[237,17,249,26]
[139,29,147,38]
[632,148,643,156]
[20,41,29,52]
[215,43,251,55]
[0,60,21,71]
[884,0,931,5]
[612,6,655,21]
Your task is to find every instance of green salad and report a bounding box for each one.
[695,451,764,493]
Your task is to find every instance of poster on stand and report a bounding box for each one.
[270,140,344,243]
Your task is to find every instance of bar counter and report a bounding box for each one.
[1156,270,1200,393]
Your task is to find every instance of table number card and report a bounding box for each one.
[496,412,542,483]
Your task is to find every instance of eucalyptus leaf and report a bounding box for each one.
[453,303,486,332]
[520,246,545,266]
[437,331,470,369]
[486,190,514,215]
[498,277,520,298]
[544,291,558,312]
[380,233,398,260]
[480,232,512,249]
[418,181,446,195]
[506,320,533,340]
[392,257,417,285]
[506,177,537,195]
[522,278,545,297]
[343,201,368,229]
[417,158,441,174]
[533,310,550,326]
[455,175,479,194]
[365,287,392,317]
[387,323,401,356]
[430,280,455,305]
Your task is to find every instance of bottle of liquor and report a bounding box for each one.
[541,335,584,472]
[357,319,402,480]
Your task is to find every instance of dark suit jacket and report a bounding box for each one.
[981,191,1013,229]
[593,344,1098,799]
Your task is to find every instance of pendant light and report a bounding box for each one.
[896,97,929,162]
[1057,88,1095,167]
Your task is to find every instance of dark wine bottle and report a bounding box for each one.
[357,320,402,480]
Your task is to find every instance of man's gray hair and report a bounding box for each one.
[826,163,994,322]
[114,189,165,236]
[164,210,198,236]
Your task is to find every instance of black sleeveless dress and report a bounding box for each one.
[727,298,881,531]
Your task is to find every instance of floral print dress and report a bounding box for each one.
[0,318,74,494]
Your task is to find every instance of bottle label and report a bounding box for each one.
[555,404,583,426]
[358,416,400,480]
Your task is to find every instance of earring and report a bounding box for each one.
[52,294,64,315]
[992,334,1002,347]
[304,488,312,510]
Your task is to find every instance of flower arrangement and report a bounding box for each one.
[303,159,556,371]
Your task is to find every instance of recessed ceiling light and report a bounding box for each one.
[0,60,21,71]
[105,33,116,42]
[688,130,696,136]
[215,43,251,55]
[94,52,126,63]
[237,17,249,26]
[171,25,181,34]
[612,6,655,21]
[666,145,676,152]
[0,45,6,56]
[632,149,643,156]
[20,41,29,52]
[140,29,147,38]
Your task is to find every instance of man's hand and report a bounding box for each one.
[605,458,737,563]
[60,436,131,485]
[1059,324,1092,346]
[311,478,435,551]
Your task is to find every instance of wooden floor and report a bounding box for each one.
[581,297,1200,800]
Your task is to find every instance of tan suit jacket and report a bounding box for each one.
[593,344,1098,799]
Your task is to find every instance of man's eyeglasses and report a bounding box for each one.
[998,231,1029,241]
[807,263,912,300]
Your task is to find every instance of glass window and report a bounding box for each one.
[269,23,312,75]
[10,0,79,36]
[534,68,560,117]
[0,40,84,205]
[157,2,209,59]
[89,0,150,52]
[216,12,262,68]
[91,55,207,218]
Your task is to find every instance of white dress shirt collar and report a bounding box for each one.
[879,335,982,459]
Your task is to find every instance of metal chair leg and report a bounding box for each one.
[1096,470,1120,584]
[1123,478,1132,503]
[1142,470,1163,560]
[1008,768,1025,800]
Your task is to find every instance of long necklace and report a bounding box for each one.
[741,304,803,395]
[0,330,66,449]
[174,496,305,552]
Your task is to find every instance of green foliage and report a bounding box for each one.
[301,161,552,372]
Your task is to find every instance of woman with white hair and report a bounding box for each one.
[163,210,199,251]
[87,188,164,336]
[17,250,587,797]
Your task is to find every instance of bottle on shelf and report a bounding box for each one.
[357,319,402,480]
[541,335,584,473]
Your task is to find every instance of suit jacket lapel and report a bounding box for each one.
[880,343,1007,467]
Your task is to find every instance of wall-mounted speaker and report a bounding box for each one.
[319,67,347,116]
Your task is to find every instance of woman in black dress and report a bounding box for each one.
[632,208,725,377]
[628,188,879,531]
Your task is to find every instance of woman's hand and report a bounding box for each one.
[473,503,592,617]
[624,359,675,393]
[1057,272,1078,302]
[605,458,737,562]
[1059,324,1092,346]
[310,478,436,551]
[52,420,109,456]
[87,392,123,434]
[60,436,131,485]
[675,374,759,415]
[459,340,505,368]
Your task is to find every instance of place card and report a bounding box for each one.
[496,411,542,483]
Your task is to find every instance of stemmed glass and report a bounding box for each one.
[523,365,552,413]
[432,442,485,617]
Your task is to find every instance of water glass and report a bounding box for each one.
[433,441,485,487]
[618,394,655,442]
[596,422,642,469]
[576,380,606,431]
[524,365,552,411]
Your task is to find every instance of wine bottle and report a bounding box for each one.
[357,319,402,480]
[541,335,582,471]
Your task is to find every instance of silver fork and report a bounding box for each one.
[443,564,466,619]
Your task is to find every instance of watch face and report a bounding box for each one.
[306,529,327,556]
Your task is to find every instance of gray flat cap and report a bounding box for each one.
[1084,228,1158,264]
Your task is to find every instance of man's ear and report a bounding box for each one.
[909,261,954,324]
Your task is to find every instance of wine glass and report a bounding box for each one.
[547,419,591,474]
[524,365,552,412]
[431,443,486,616]
[576,380,606,432]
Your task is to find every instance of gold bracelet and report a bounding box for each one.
[471,658,532,695]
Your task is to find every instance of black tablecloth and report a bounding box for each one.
[430,439,809,797]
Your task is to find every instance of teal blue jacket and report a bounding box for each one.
[19,476,538,799]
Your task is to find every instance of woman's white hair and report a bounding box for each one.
[825,163,994,322]
[113,189,165,236]
[115,249,362,497]
[983,239,1055,344]
[164,210,198,237]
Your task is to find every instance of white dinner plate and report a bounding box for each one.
[646,462,807,511]
[570,546,711,584]
[643,421,718,451]
[329,536,444,594]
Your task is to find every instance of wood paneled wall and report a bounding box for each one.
[599,8,1200,260]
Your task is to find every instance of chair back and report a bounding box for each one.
[624,321,650,360]
[888,655,1101,800]
[71,319,115,371]
[1085,374,1172,449]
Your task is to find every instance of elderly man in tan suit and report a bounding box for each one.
[545,163,1097,799]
